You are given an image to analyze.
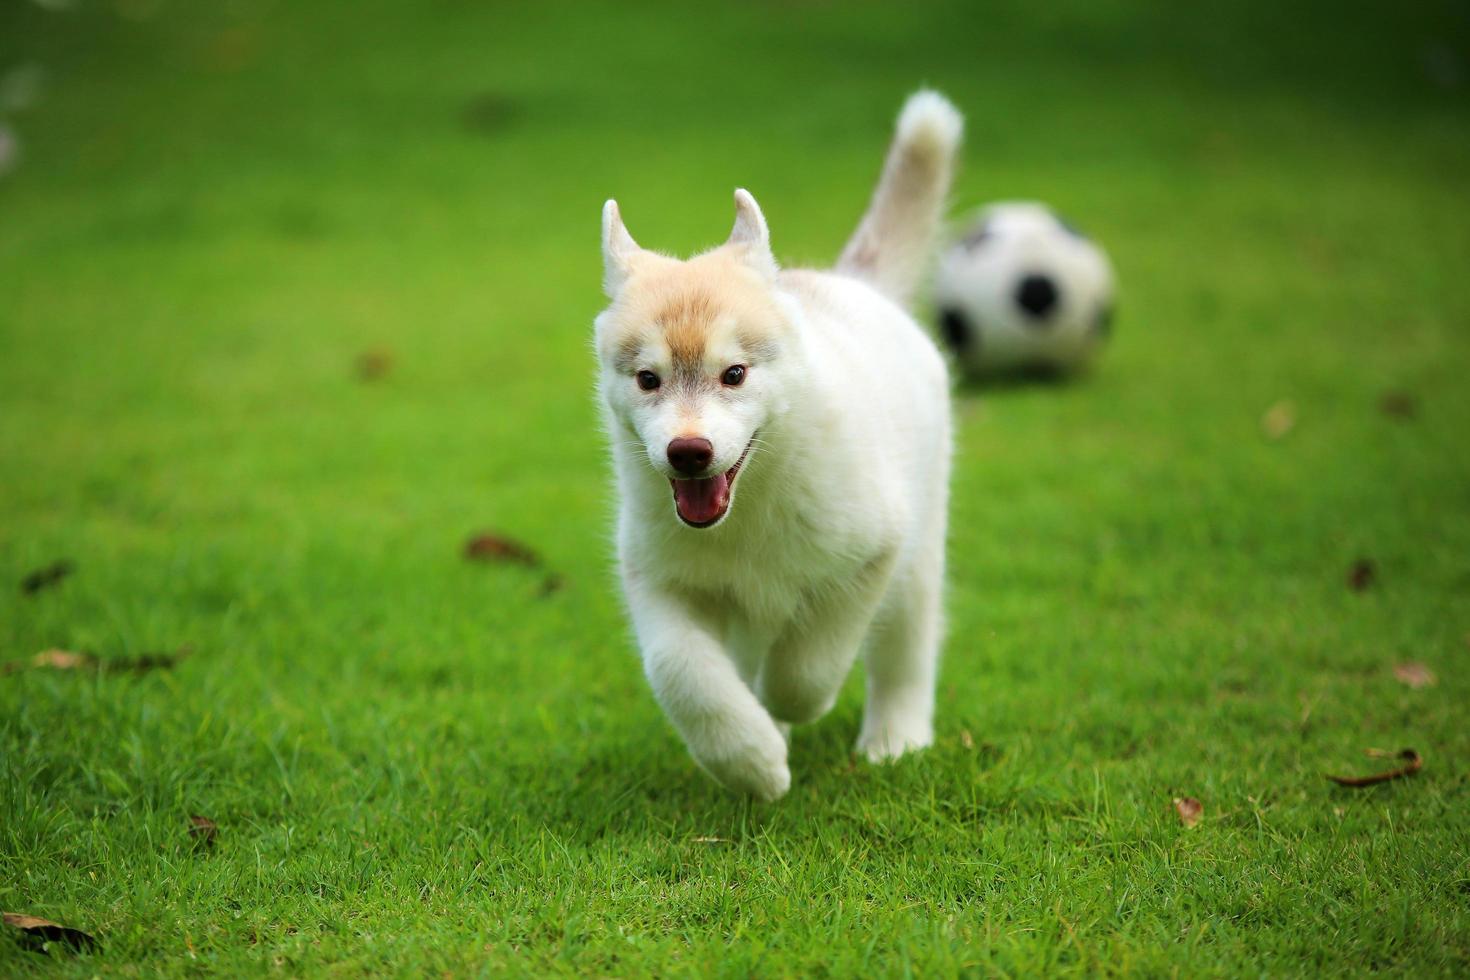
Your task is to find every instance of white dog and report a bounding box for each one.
[594,91,961,800]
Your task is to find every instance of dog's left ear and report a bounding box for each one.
[727,188,778,278]
[602,199,644,299]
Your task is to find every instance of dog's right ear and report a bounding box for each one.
[727,188,778,279]
[602,200,643,299]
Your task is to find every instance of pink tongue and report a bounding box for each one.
[672,473,730,526]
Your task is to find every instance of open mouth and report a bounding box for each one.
[670,440,753,528]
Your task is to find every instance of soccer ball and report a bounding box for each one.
[932,202,1115,378]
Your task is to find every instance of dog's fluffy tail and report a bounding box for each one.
[836,90,964,308]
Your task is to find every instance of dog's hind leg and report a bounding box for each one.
[757,556,895,727]
[856,537,945,763]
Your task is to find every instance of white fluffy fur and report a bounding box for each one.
[595,91,962,800]
[838,89,964,307]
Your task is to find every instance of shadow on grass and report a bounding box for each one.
[512,734,853,843]
[502,706,1016,848]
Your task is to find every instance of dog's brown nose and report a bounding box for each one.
[667,437,714,476]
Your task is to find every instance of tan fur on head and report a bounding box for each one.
[599,191,785,381]
[601,248,785,382]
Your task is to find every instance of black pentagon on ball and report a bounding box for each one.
[1014,273,1059,321]
[938,307,976,353]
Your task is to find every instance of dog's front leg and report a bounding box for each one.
[627,580,791,801]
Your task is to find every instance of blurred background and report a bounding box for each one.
[3,0,1469,763]
[3,0,1468,701]
[2,0,1469,971]
[3,0,1466,546]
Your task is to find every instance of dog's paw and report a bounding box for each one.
[701,751,791,802]
[856,720,933,764]
[694,727,791,802]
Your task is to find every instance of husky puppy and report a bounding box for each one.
[594,91,961,800]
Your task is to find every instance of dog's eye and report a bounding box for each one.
[636,370,660,391]
[721,365,746,387]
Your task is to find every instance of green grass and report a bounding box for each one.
[2,0,1469,974]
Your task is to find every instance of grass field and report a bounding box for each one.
[3,0,1469,974]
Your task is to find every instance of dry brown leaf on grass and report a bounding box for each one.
[109,648,192,673]
[3,646,191,676]
[1347,558,1376,592]
[463,532,541,567]
[9,649,98,673]
[1261,400,1297,440]
[189,815,219,848]
[20,559,73,595]
[1392,662,1436,689]
[1173,797,1203,827]
[1378,391,1418,419]
[2,912,98,953]
[1326,748,1423,787]
[461,92,521,135]
[354,348,394,381]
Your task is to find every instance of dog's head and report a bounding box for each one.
[595,190,792,529]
